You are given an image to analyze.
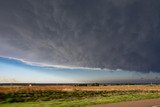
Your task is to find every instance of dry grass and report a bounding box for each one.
[0,85,160,106]
[0,85,160,93]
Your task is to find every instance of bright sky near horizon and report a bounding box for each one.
[0,57,160,83]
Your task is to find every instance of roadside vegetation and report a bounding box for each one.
[0,85,160,107]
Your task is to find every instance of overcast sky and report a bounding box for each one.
[0,0,160,83]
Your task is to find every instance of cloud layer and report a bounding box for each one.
[1,0,160,72]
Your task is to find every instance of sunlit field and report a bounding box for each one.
[0,85,160,107]
[1,85,160,92]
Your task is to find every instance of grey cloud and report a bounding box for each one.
[0,0,160,72]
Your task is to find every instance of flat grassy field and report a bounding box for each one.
[0,85,160,107]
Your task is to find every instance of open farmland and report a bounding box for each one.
[0,85,160,107]
[1,85,160,92]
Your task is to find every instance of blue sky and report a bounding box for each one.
[0,56,160,83]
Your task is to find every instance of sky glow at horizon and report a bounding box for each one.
[0,57,160,83]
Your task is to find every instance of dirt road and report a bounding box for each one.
[89,99,160,107]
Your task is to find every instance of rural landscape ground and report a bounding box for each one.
[0,85,160,107]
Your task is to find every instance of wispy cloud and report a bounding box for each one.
[0,77,19,83]
[0,56,125,72]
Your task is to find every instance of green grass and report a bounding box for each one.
[0,90,160,107]
[0,93,160,107]
[1,90,159,103]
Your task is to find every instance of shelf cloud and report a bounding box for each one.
[1,0,160,73]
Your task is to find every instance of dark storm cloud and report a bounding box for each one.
[0,0,160,72]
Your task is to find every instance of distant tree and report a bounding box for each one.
[91,83,99,86]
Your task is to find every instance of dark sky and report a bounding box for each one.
[1,0,160,73]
